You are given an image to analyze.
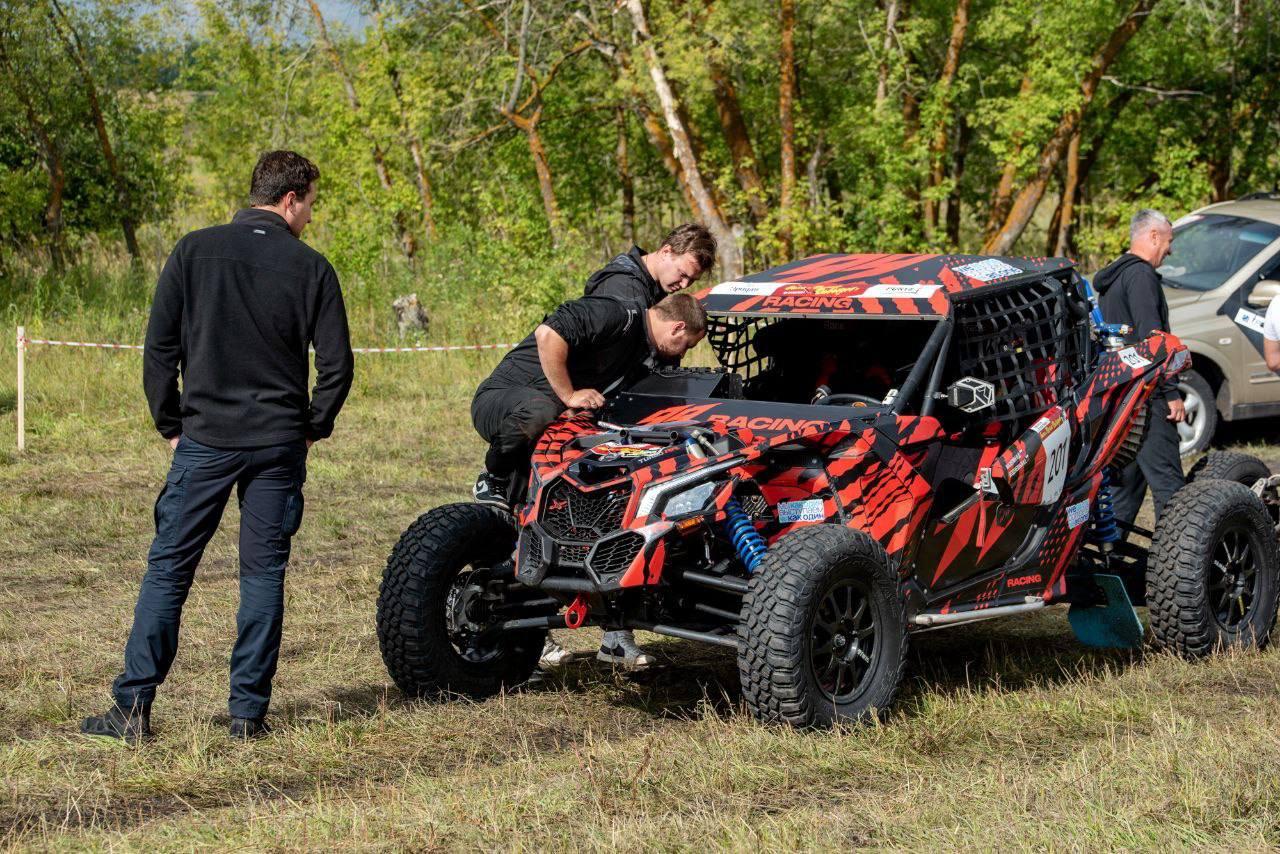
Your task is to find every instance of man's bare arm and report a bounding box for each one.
[1266,338,1280,373]
[535,324,604,409]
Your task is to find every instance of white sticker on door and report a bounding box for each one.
[1234,307,1266,333]
[1039,418,1070,505]
[710,281,779,296]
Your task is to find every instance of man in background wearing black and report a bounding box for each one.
[82,151,354,742]
[1095,208,1186,525]
[584,223,716,308]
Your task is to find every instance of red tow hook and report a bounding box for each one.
[564,593,589,629]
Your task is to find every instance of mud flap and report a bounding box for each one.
[1068,574,1144,649]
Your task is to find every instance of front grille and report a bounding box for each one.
[520,531,542,572]
[558,544,591,566]
[540,480,630,542]
[590,532,644,577]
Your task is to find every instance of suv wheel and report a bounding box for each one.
[377,503,545,698]
[738,525,907,727]
[1176,369,1217,457]
[1147,479,1279,656]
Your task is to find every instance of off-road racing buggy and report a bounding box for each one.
[378,253,1280,727]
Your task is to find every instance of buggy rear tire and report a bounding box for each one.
[1146,480,1279,657]
[377,503,545,699]
[738,525,907,728]
[1187,450,1270,489]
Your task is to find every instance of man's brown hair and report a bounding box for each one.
[249,150,320,206]
[653,292,708,334]
[661,223,717,273]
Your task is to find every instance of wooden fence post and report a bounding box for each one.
[16,325,25,452]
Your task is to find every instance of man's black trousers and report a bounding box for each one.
[1113,396,1186,525]
[112,436,307,720]
[471,385,565,479]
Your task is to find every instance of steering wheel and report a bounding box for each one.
[820,393,883,407]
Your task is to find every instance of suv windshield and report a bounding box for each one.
[1157,214,1280,291]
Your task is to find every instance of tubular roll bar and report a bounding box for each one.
[893,318,953,416]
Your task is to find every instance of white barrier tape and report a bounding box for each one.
[18,336,516,354]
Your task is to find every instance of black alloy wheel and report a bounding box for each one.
[810,577,878,703]
[1208,524,1259,629]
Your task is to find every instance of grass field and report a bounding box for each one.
[4,328,1280,850]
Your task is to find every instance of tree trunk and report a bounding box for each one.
[373,0,436,240]
[944,114,969,247]
[48,0,138,261]
[0,38,67,270]
[709,61,768,224]
[305,0,413,255]
[616,107,636,244]
[503,106,563,241]
[875,0,902,108]
[983,0,1160,255]
[924,0,971,235]
[983,72,1033,240]
[625,0,741,279]
[1053,127,1082,257]
[778,0,798,253]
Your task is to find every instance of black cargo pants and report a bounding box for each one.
[471,384,565,479]
[112,435,307,720]
[1112,396,1187,525]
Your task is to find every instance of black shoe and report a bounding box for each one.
[472,471,511,509]
[229,716,271,740]
[81,703,152,744]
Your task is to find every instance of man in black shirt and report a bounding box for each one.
[472,292,707,508]
[82,151,354,743]
[1095,208,1186,524]
[584,223,716,308]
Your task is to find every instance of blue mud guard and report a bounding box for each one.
[1068,574,1145,649]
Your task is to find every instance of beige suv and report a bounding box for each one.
[1151,195,1280,455]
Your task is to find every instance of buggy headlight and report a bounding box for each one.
[663,481,719,518]
[635,459,741,518]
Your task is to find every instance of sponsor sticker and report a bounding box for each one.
[592,442,664,461]
[778,499,825,523]
[862,284,941,298]
[1234,307,1266,334]
[953,259,1023,282]
[709,281,779,296]
[1067,498,1091,529]
[1117,347,1152,369]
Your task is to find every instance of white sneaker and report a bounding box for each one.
[597,630,656,669]
[539,638,573,668]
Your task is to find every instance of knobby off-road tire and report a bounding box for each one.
[1187,450,1270,488]
[1147,479,1279,657]
[377,503,544,699]
[738,525,908,728]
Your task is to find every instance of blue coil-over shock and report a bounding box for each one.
[723,497,768,573]
[1091,468,1121,544]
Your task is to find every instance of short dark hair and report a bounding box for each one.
[249,150,320,206]
[653,292,708,334]
[661,223,717,274]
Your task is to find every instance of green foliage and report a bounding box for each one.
[2,0,1279,317]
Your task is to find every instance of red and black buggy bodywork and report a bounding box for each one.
[378,252,1279,727]
[512,253,1185,628]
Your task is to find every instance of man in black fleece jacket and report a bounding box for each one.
[1094,208,1185,525]
[82,151,353,743]
[583,222,716,308]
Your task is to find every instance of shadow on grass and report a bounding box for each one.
[0,389,14,415]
